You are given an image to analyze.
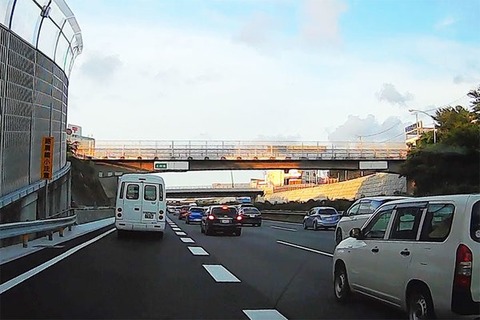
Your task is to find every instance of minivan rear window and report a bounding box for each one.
[318,208,338,215]
[471,201,480,243]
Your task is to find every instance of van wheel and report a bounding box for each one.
[334,264,351,302]
[407,287,435,320]
[335,228,343,245]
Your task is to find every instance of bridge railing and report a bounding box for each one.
[78,140,407,160]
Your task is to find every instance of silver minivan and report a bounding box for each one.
[335,196,408,245]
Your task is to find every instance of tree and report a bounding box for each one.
[400,91,480,196]
[467,85,480,121]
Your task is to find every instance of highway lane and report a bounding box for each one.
[170,215,406,319]
[1,215,406,319]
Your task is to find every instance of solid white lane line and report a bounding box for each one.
[180,237,195,243]
[203,264,240,282]
[276,240,333,257]
[243,309,288,320]
[270,226,297,232]
[187,246,209,256]
[175,232,187,236]
[0,228,116,294]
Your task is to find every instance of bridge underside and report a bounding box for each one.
[91,159,404,174]
[166,189,264,199]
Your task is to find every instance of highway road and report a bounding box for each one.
[0,215,406,319]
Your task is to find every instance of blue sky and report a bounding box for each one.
[65,0,479,186]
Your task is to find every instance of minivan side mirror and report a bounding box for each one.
[350,227,363,239]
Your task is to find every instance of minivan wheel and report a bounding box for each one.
[303,221,308,230]
[407,289,435,320]
[335,228,343,245]
[313,221,318,230]
[334,265,351,302]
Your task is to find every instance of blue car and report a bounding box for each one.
[185,207,205,224]
[303,206,341,230]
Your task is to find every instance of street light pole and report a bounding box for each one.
[408,109,437,144]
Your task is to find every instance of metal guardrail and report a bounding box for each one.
[260,210,306,216]
[0,213,76,248]
[78,140,408,160]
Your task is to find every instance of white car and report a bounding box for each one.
[333,194,480,319]
[335,196,408,245]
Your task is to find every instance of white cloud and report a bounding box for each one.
[435,16,456,29]
[327,115,406,143]
[376,83,414,107]
[300,0,348,46]
[234,12,273,47]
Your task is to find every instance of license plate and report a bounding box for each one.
[221,219,230,224]
[144,212,154,219]
[249,214,256,218]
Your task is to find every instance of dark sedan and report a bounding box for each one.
[201,205,242,236]
[238,207,262,226]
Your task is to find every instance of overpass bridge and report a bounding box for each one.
[165,186,263,199]
[81,140,407,173]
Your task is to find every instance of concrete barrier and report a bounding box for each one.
[74,208,114,224]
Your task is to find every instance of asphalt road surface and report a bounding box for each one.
[0,215,406,319]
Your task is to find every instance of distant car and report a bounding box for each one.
[335,196,409,245]
[238,206,262,226]
[333,194,480,319]
[186,207,204,224]
[201,205,242,236]
[303,207,341,230]
[178,205,190,220]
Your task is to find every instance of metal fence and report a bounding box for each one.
[0,0,82,200]
[79,140,408,160]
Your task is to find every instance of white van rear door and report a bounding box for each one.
[123,182,142,220]
[141,183,158,222]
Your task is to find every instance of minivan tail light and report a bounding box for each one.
[454,244,472,288]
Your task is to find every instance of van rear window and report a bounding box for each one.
[471,201,480,243]
[144,185,156,201]
[126,184,139,200]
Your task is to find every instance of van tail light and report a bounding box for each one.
[454,244,472,289]
[208,215,215,220]
[116,208,123,218]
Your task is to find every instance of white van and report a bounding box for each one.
[333,194,480,319]
[115,174,166,237]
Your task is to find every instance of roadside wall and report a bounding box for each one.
[264,173,407,203]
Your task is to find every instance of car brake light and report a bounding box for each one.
[222,205,228,209]
[236,215,242,221]
[454,244,472,288]
[208,215,215,220]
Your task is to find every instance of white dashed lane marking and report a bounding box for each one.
[276,240,333,257]
[187,246,209,256]
[243,309,288,320]
[175,232,187,236]
[180,237,195,243]
[171,228,181,231]
[203,264,240,282]
[270,226,297,232]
